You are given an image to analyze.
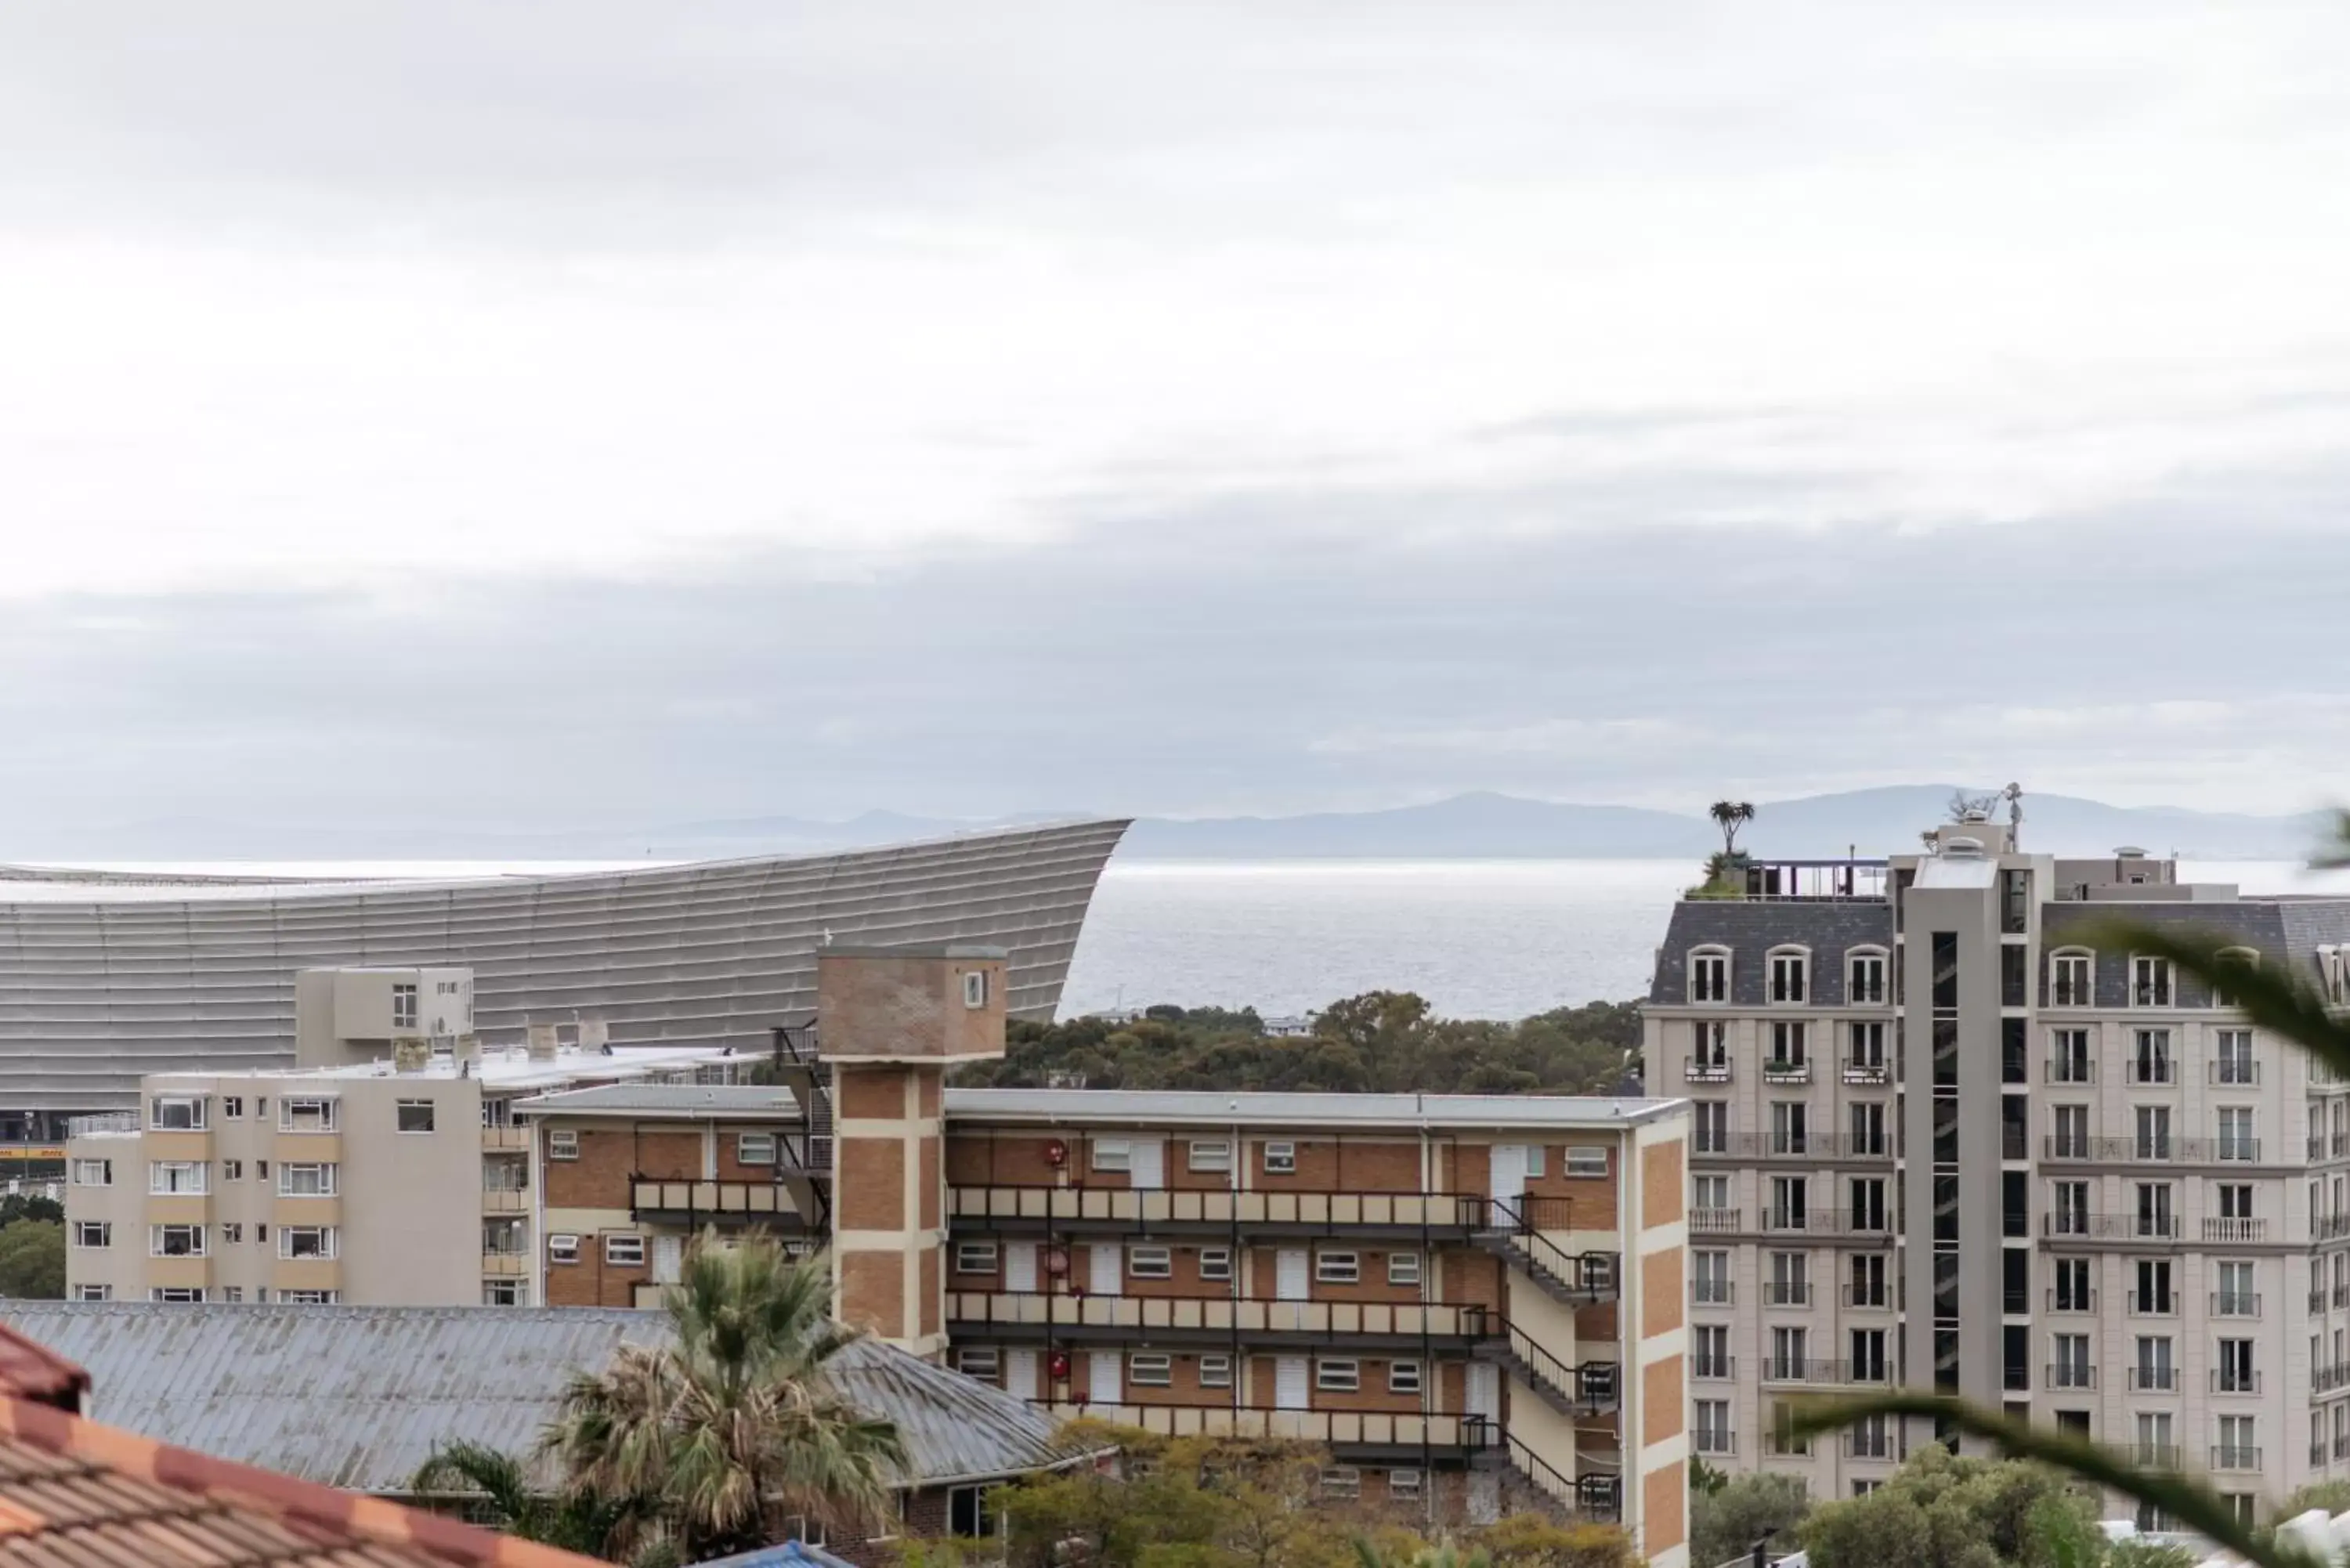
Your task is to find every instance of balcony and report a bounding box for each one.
[1704,1133,1892,1162]
[1693,1357,1736,1381]
[2131,1444,2182,1469]
[2313,1136,2330,1162]
[2047,1363,2096,1389]
[1761,1208,1894,1237]
[2316,1214,2350,1242]
[2209,1369,2262,1395]
[1694,1432,1737,1456]
[2043,1212,2178,1241]
[1029,1400,1491,1458]
[2127,1292,2178,1317]
[2203,1218,2266,1244]
[2045,1059,2094,1085]
[1759,1359,1890,1386]
[631,1177,804,1230]
[945,1291,1490,1344]
[1691,1208,1742,1234]
[2210,1060,2260,1086]
[947,1185,1491,1236]
[2210,1292,2261,1318]
[2209,1446,2261,1472]
[1685,1058,1732,1084]
[1845,1284,1892,1310]
[1693,1280,1734,1306]
[2128,1060,2178,1086]
[480,1125,529,1152]
[480,1187,529,1213]
[2326,1364,2350,1397]
[2316,1289,2332,1317]
[2042,1136,2251,1165]
[1759,1060,1813,1086]
[1762,1281,1811,1307]
[2045,1288,2098,1313]
[2126,1366,2177,1392]
[1841,1060,1891,1086]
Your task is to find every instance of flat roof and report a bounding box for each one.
[145,1042,740,1093]
[942,1088,1687,1130]
[515,1083,801,1118]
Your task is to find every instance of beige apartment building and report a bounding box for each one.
[63,965,741,1306]
[1647,811,2350,1526]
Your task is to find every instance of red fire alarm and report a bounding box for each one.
[1048,1351,1072,1380]
[1044,1139,1069,1166]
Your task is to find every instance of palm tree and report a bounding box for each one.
[542,1232,910,1562]
[1792,813,2350,1568]
[1708,800,1756,857]
[410,1439,635,1556]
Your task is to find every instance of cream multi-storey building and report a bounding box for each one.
[63,965,741,1307]
[1647,812,2350,1524]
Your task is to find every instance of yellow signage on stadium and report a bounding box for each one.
[0,1144,66,1162]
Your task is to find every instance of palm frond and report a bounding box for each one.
[2316,809,2350,870]
[2077,919,2350,1075]
[1784,1393,2315,1568]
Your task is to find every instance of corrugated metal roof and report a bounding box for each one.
[0,1305,1097,1494]
[944,1087,1684,1128]
[515,1085,801,1118]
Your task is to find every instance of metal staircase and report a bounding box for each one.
[1470,1226,1618,1309]
[1470,1315,1622,1418]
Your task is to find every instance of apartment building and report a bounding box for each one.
[1647,812,2350,1523]
[63,965,741,1306]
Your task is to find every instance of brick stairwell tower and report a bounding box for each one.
[819,944,1008,1360]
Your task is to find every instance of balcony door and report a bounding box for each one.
[1091,1242,1123,1296]
[1276,1355,1311,1410]
[652,1234,684,1286]
[1004,1241,1038,1292]
[1491,1144,1531,1205]
[1130,1140,1166,1189]
[1003,1347,1038,1399]
[1277,1247,1311,1301]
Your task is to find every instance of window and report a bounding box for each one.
[2132,956,2174,1008]
[279,1226,334,1259]
[962,970,989,1009]
[1694,1173,1731,1214]
[1388,1469,1423,1499]
[73,1284,112,1302]
[72,1221,110,1248]
[1768,1020,1808,1067]
[392,982,419,1028]
[1564,1145,1609,1179]
[149,1094,206,1131]
[1769,949,1810,1003]
[1693,1100,1728,1155]
[222,1223,243,1243]
[737,1131,777,1165]
[1849,1252,1887,1309]
[151,1288,206,1303]
[222,1096,244,1118]
[1388,1360,1423,1395]
[1387,1252,1422,1288]
[149,1161,207,1195]
[1317,1358,1361,1392]
[278,1163,336,1197]
[1319,1468,1361,1501]
[1091,1139,1132,1172]
[1199,1354,1233,1388]
[548,1235,580,1264]
[222,1159,243,1180]
[2052,1333,2092,1388]
[2217,1414,2258,1469]
[605,1234,646,1266]
[2132,1029,2174,1085]
[956,1349,1001,1382]
[1691,1020,1730,1074]
[955,1242,1000,1275]
[2216,1260,2257,1317]
[150,1224,206,1258]
[1317,1251,1360,1284]
[1199,1248,1233,1281]
[2049,1028,2091,1083]
[2218,1339,2257,1393]
[1690,948,1730,1003]
[1263,1140,1297,1174]
[2051,951,2094,1007]
[280,1097,337,1133]
[72,1158,110,1187]
[1851,1328,1889,1383]
[1694,1400,1734,1454]
[1188,1140,1232,1172]
[1694,1249,1731,1304]
[256,1161,268,1179]
[1130,1245,1173,1279]
[548,1129,579,1160]
[395,1100,436,1133]
[1130,1353,1173,1387]
[2052,1256,2093,1313]
[949,1484,999,1539]
[1694,1324,1732,1378]
[2214,1029,2256,1085]
[1848,950,1887,1004]
[2217,1107,2256,1162]
[2133,1335,2175,1390]
[481,1280,522,1306]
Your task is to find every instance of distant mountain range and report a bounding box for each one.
[14,786,2330,865]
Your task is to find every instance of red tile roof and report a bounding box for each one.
[0,1323,604,1567]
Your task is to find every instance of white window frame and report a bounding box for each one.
[1199,1353,1234,1388]
[1386,1251,1423,1288]
[150,1224,207,1258]
[547,1128,580,1161]
[1316,1358,1361,1392]
[1387,1360,1423,1395]
[395,1099,437,1134]
[392,981,419,1029]
[1690,947,1731,1004]
[1130,1353,1173,1387]
[72,1221,110,1248]
[1317,1250,1361,1284]
[548,1234,580,1264]
[1198,1247,1233,1281]
[956,1348,1001,1382]
[279,1097,339,1133]
[1263,1140,1297,1174]
[2131,955,2175,1008]
[72,1159,111,1187]
[1319,1467,1361,1499]
[963,970,989,1009]
[1847,948,1888,1005]
[149,1161,208,1195]
[1768,947,1810,1004]
[1091,1138,1133,1173]
[1387,1469,1423,1498]
[73,1284,112,1302]
[737,1131,778,1166]
[1565,1145,1609,1179]
[277,1163,336,1198]
[954,1241,1000,1276]
[150,1287,205,1303]
[1187,1139,1232,1173]
[479,1280,520,1307]
[1129,1245,1173,1280]
[2050,949,2095,1008]
[222,1095,244,1119]
[604,1234,647,1267]
[149,1094,207,1132]
[277,1225,336,1260]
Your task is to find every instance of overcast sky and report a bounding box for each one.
[3,1,2347,840]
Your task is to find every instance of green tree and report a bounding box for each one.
[543,1231,908,1562]
[410,1439,635,1557]
[0,1219,64,1299]
[0,1194,64,1228]
[1691,1471,1812,1568]
[1708,800,1756,855]
[1470,1512,1640,1568]
[1797,1447,2105,1568]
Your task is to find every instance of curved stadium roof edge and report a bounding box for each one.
[0,819,1130,1111]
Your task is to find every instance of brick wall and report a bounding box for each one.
[1640,1139,1686,1227]
[543,1125,633,1209]
[837,1139,906,1230]
[544,1230,652,1308]
[1640,1249,1684,1339]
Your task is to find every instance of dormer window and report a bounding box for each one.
[1768,948,1810,1005]
[2050,950,2094,1008]
[2211,948,2260,1010]
[2132,956,2174,1009]
[1847,950,1887,1006]
[1690,949,1730,1004]
[2323,948,2348,1007]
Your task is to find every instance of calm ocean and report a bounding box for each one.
[1058,858,2334,1021]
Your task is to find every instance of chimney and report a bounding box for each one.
[527,1023,560,1061]
[579,1017,609,1055]
[453,1032,483,1071]
[392,1036,432,1074]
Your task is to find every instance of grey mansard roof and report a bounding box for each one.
[0,1304,1105,1494]
[0,821,1129,1111]
[1647,900,1894,1006]
[2041,898,2350,1008]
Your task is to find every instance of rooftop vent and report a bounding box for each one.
[1944,836,1986,858]
[2115,846,2147,859]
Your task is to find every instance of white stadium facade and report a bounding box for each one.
[0,819,1128,1137]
